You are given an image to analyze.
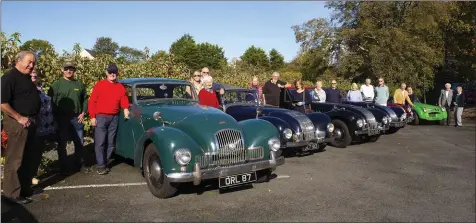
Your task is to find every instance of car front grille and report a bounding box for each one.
[287,111,316,141]
[195,129,264,169]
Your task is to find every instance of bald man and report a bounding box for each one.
[1,51,41,204]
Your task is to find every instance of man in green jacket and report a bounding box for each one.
[48,61,90,175]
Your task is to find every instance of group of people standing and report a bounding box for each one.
[245,73,466,128]
[1,51,129,204]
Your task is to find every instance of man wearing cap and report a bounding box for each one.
[48,61,89,175]
[88,64,130,175]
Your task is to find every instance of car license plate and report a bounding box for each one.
[219,172,256,188]
[429,113,436,117]
[368,129,380,135]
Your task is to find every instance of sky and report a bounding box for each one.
[1,1,331,62]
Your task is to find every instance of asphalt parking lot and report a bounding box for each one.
[21,124,476,222]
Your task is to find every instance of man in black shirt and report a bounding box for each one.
[1,51,41,204]
[262,72,290,107]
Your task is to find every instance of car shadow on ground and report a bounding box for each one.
[1,195,39,223]
[281,147,326,158]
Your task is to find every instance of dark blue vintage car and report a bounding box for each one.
[287,88,384,148]
[217,84,335,153]
[342,101,408,134]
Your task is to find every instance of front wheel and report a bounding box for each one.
[438,119,446,125]
[255,169,273,183]
[412,114,420,125]
[143,144,177,199]
[386,127,399,134]
[329,119,351,148]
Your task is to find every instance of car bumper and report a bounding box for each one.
[282,137,333,149]
[355,127,380,136]
[166,151,285,185]
[420,114,447,121]
[390,121,406,128]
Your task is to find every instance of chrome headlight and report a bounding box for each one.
[174,149,191,166]
[387,116,392,123]
[441,107,446,111]
[282,128,292,140]
[356,119,364,128]
[423,108,428,112]
[268,137,281,152]
[401,113,407,121]
[327,123,335,132]
[382,116,388,124]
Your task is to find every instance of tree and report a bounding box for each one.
[169,34,201,71]
[269,48,285,71]
[117,46,146,63]
[1,32,21,71]
[92,37,119,57]
[197,42,227,70]
[20,39,55,57]
[240,45,269,69]
[151,50,169,61]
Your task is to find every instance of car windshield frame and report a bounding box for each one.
[222,89,260,107]
[133,82,199,105]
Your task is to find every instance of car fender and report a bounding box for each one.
[305,112,332,131]
[134,126,203,174]
[324,110,359,130]
[258,116,292,142]
[238,119,279,160]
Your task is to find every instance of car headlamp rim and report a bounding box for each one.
[174,148,192,166]
[282,128,293,140]
[268,137,281,152]
[327,123,335,132]
[356,119,364,128]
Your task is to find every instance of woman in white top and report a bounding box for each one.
[310,81,326,102]
[360,78,375,102]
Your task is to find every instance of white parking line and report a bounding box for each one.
[277,175,290,179]
[43,182,147,191]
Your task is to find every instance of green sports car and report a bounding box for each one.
[410,98,448,125]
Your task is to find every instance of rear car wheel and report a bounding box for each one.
[329,119,351,148]
[143,144,177,199]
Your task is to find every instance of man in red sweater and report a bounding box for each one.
[88,64,130,175]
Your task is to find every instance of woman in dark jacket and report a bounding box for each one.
[291,80,306,114]
[453,86,465,127]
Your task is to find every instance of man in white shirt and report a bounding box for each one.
[310,81,326,103]
[360,78,375,102]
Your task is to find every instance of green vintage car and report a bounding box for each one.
[410,97,448,125]
[115,78,285,198]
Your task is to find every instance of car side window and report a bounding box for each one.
[124,84,133,103]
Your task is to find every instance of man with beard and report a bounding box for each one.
[1,51,41,204]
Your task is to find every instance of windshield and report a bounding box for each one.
[135,83,198,104]
[222,90,259,105]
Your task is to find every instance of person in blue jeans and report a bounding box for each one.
[88,64,130,175]
[48,62,89,175]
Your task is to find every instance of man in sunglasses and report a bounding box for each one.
[88,64,130,175]
[201,67,224,95]
[325,79,342,103]
[375,78,389,106]
[48,61,89,175]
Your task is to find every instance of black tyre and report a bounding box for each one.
[329,119,351,148]
[317,143,327,151]
[143,144,177,199]
[412,114,420,125]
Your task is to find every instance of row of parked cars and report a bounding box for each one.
[114,78,446,198]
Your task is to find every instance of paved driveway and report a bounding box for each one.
[20,125,476,222]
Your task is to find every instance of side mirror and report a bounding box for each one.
[256,107,263,119]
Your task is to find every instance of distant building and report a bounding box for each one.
[79,48,95,59]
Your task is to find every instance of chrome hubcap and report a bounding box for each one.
[334,128,343,139]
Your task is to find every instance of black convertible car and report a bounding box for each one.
[217,84,335,152]
[287,87,384,148]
